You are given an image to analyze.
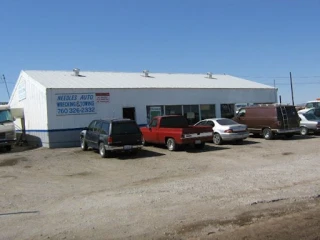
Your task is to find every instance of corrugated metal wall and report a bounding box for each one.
[9,72,49,147]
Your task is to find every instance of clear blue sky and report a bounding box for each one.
[1,0,319,104]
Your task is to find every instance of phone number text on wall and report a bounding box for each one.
[56,93,96,116]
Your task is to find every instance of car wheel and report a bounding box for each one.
[142,137,149,146]
[194,142,205,149]
[166,138,176,151]
[80,137,88,151]
[262,128,273,140]
[213,133,222,145]
[300,127,308,136]
[99,142,108,158]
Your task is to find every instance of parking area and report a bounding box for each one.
[1,135,320,239]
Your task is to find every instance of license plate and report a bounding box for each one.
[123,145,132,150]
[195,140,201,144]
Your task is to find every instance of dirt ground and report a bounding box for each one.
[1,134,320,240]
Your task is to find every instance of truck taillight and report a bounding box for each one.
[224,129,233,133]
[107,136,113,144]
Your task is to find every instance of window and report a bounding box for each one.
[88,121,97,131]
[111,122,140,135]
[159,116,189,128]
[149,119,158,127]
[183,105,199,125]
[195,121,206,126]
[101,122,110,135]
[0,110,13,123]
[165,105,182,115]
[303,113,318,121]
[146,105,164,124]
[200,104,216,120]
[95,121,102,133]
[206,120,215,127]
[238,109,246,117]
[306,102,320,108]
[216,118,238,125]
[221,104,235,118]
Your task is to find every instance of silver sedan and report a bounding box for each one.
[194,118,249,145]
[297,110,320,135]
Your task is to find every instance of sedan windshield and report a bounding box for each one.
[0,110,13,123]
[216,118,238,125]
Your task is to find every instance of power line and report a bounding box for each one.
[240,75,320,79]
[1,74,10,99]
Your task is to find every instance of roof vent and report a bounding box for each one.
[143,70,149,77]
[207,72,213,79]
[73,68,80,76]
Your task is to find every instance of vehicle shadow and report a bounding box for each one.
[114,148,166,160]
[144,144,230,153]
[250,134,317,141]
[185,144,230,153]
[279,135,318,141]
[0,145,40,154]
[250,134,320,141]
[207,140,260,146]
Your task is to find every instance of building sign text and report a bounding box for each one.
[56,93,96,115]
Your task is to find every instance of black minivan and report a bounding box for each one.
[80,119,143,157]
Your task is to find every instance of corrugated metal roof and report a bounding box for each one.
[23,70,274,89]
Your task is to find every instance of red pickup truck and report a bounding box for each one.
[140,115,213,151]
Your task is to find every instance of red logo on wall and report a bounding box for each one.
[96,93,110,103]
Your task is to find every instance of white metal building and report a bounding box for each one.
[9,69,277,148]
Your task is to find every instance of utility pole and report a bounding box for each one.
[273,79,277,103]
[290,72,295,106]
[2,74,10,100]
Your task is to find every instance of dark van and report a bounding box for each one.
[233,104,300,139]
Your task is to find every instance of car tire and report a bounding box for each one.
[142,137,149,146]
[300,127,308,136]
[166,138,176,151]
[262,128,273,140]
[99,142,108,158]
[80,137,88,151]
[213,133,222,145]
[194,142,205,149]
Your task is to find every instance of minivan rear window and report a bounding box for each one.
[112,121,141,135]
[277,106,298,119]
